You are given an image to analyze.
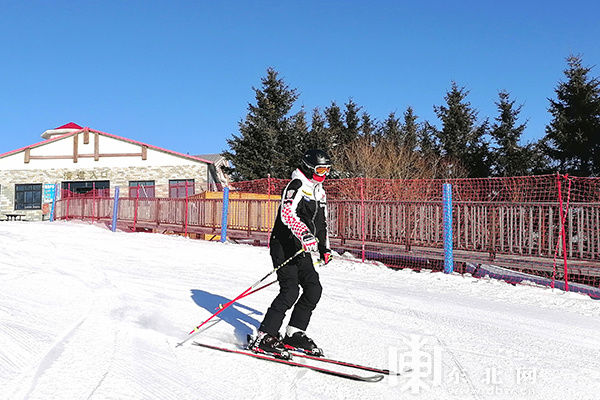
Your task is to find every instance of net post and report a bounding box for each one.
[220,187,230,242]
[443,183,454,274]
[111,186,120,232]
[50,183,59,222]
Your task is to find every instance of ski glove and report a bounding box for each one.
[300,231,319,252]
[321,252,332,265]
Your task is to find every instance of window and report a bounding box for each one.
[62,181,110,198]
[15,184,42,210]
[169,179,195,198]
[129,181,155,198]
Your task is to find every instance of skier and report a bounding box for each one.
[249,149,332,359]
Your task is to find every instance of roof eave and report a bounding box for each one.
[0,130,83,159]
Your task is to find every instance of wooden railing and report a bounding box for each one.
[329,200,600,261]
[55,196,600,262]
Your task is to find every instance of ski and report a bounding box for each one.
[192,342,384,382]
[285,345,403,376]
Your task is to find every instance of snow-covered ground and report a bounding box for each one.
[1,221,599,400]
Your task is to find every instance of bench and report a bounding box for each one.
[4,213,26,221]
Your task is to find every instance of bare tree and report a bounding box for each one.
[335,135,443,180]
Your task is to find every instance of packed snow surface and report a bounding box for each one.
[1,221,599,400]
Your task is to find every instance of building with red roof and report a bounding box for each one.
[0,124,221,221]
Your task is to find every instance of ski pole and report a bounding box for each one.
[178,248,305,345]
[215,280,277,310]
[215,253,333,310]
[212,251,331,311]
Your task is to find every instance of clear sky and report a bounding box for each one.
[1,1,599,156]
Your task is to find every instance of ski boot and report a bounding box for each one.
[282,328,324,357]
[247,332,291,360]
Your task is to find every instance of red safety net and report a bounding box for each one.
[231,174,600,297]
[54,175,600,298]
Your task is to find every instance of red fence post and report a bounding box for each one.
[267,174,272,248]
[66,183,70,221]
[557,174,572,292]
[185,181,189,237]
[133,185,139,231]
[155,195,160,226]
[92,182,96,224]
[361,177,366,262]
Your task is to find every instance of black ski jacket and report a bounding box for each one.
[270,169,330,259]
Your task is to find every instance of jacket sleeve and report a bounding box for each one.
[316,195,331,256]
[280,179,310,240]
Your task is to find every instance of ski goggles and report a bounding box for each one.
[313,165,331,176]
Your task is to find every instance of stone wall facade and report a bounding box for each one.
[0,164,208,221]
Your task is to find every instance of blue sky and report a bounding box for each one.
[1,1,598,156]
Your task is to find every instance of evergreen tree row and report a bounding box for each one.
[224,55,600,180]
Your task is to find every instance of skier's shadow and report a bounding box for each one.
[190,289,262,343]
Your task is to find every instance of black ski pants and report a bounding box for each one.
[259,243,322,337]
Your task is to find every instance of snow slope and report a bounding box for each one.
[1,221,599,400]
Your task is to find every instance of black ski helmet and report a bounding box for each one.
[301,149,331,177]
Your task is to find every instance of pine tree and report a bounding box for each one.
[434,82,491,177]
[490,90,530,176]
[325,100,362,178]
[324,102,345,147]
[379,112,402,148]
[401,106,419,151]
[284,108,309,173]
[434,82,476,158]
[528,141,553,175]
[342,99,361,145]
[223,68,301,180]
[544,55,600,176]
[465,121,492,178]
[360,112,377,143]
[417,121,440,155]
[307,107,329,151]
